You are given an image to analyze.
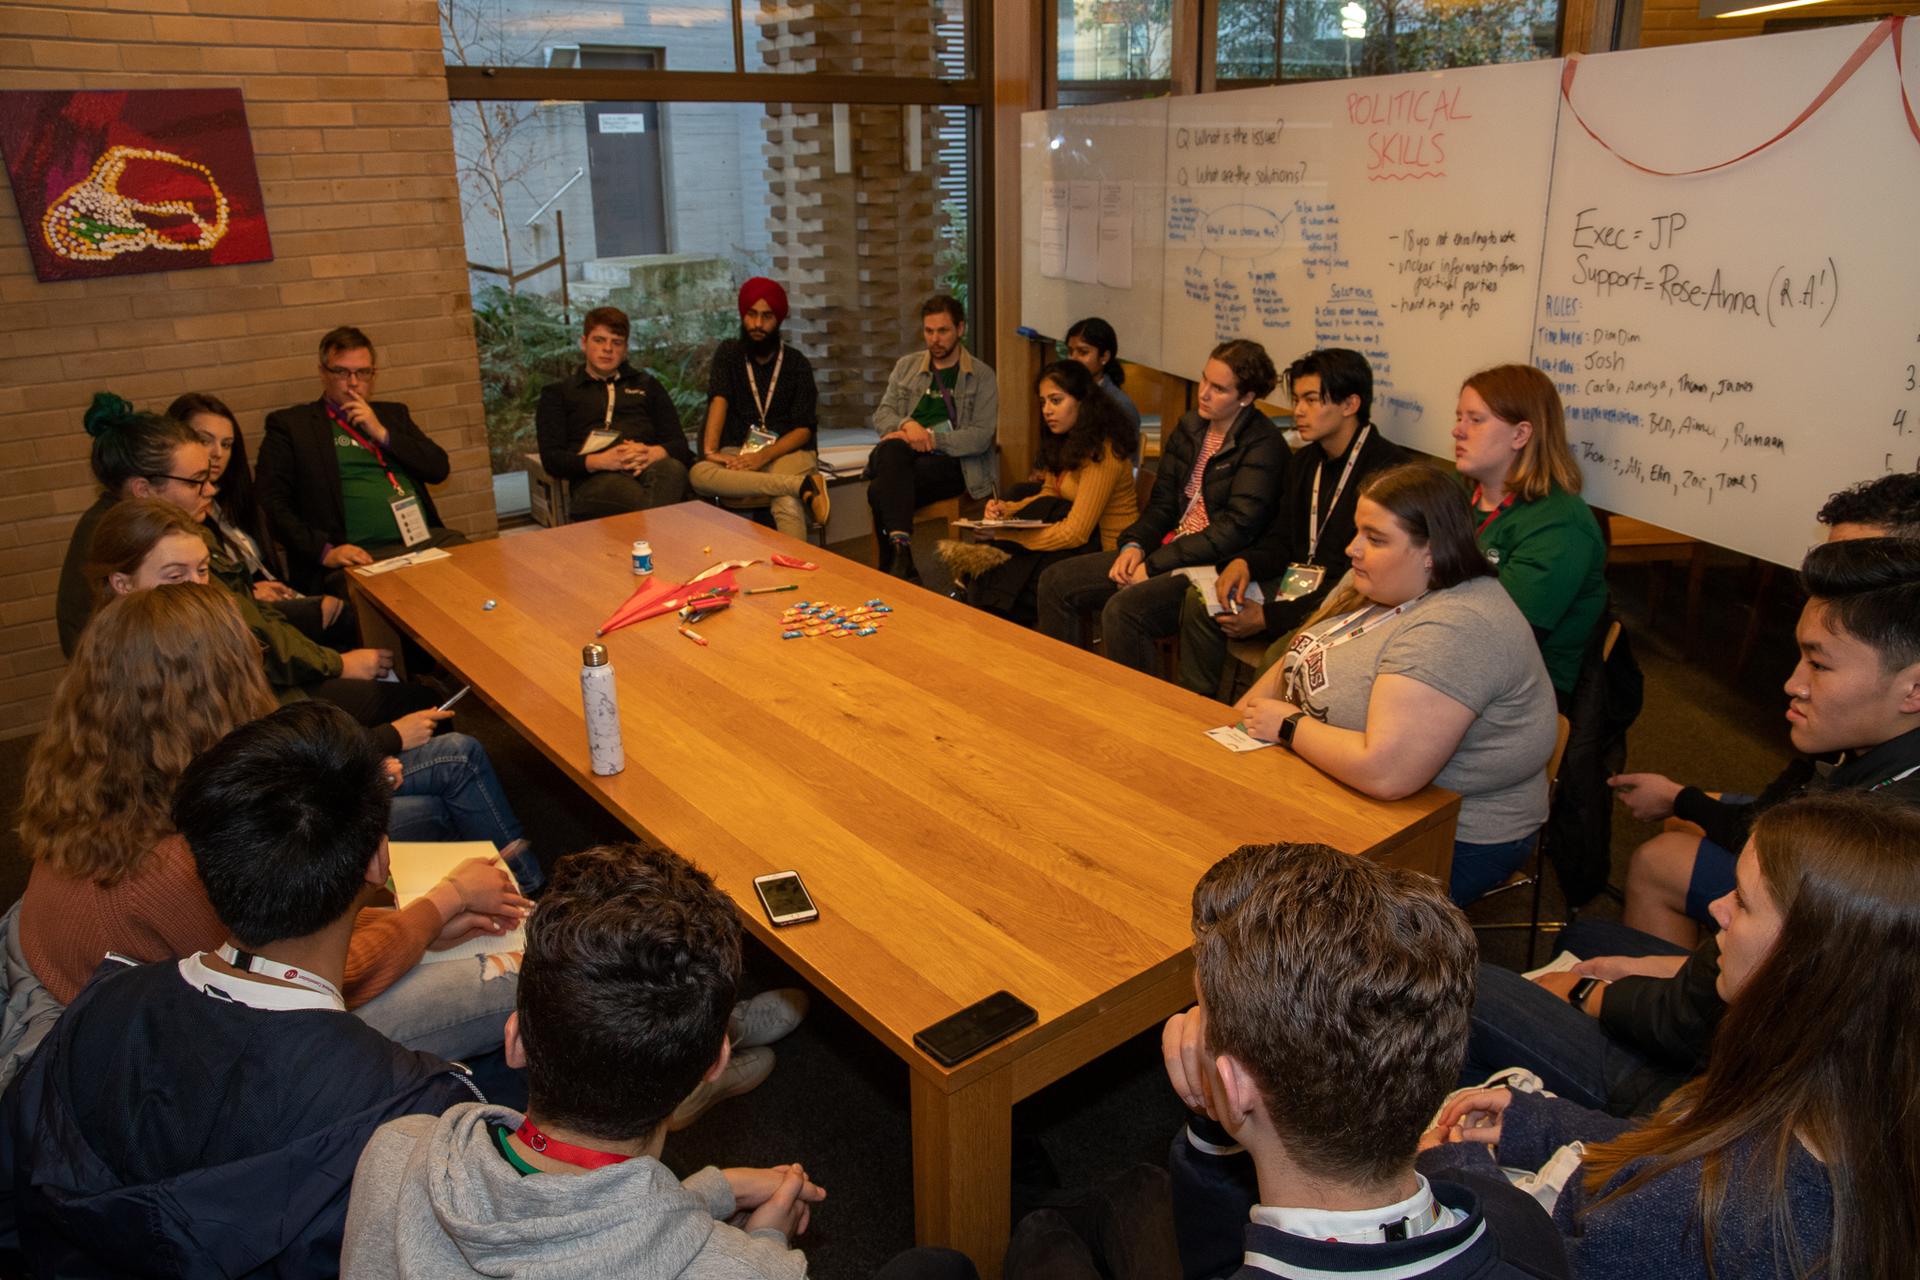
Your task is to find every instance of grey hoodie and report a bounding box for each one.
[342,1102,809,1279]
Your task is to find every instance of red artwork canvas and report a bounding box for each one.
[0,88,273,283]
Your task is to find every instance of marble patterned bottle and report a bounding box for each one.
[579,643,625,776]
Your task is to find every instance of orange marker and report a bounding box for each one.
[678,626,708,647]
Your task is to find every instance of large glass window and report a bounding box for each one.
[441,0,969,78]
[444,0,982,514]
[1055,0,1173,103]
[1217,0,1561,83]
[1057,0,1174,82]
[451,97,975,489]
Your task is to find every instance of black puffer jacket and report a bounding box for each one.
[1122,407,1285,574]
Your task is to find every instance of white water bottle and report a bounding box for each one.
[579,643,625,776]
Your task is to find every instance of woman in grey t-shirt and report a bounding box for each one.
[1234,464,1559,903]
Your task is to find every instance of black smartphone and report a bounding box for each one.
[913,990,1038,1067]
[753,870,819,927]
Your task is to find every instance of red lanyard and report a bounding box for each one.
[325,401,406,496]
[1471,486,1516,536]
[513,1118,633,1170]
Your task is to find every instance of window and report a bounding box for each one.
[1056,0,1174,103]
[443,0,983,511]
[1217,0,1562,84]
[441,0,968,78]
[453,98,975,487]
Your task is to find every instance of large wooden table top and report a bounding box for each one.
[353,504,1459,1092]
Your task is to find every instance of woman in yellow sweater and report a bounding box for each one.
[942,359,1140,624]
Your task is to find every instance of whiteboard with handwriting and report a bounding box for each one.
[1019,100,1169,371]
[1159,60,1559,458]
[1019,21,1920,565]
[1538,23,1920,565]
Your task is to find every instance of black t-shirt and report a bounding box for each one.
[705,339,819,450]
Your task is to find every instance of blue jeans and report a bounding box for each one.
[389,732,541,892]
[1464,918,1692,1117]
[1450,834,1538,906]
[352,953,518,1061]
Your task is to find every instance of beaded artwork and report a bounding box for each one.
[42,146,231,262]
[0,89,272,282]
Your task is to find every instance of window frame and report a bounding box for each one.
[442,0,995,359]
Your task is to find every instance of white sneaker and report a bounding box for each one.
[730,988,810,1049]
[669,1045,774,1131]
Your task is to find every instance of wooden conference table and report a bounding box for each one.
[351,503,1459,1276]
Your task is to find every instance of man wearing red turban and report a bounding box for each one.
[688,277,830,541]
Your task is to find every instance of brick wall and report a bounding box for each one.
[0,0,494,738]
[1635,0,1920,47]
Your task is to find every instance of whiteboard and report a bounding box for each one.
[1539,22,1920,566]
[1018,20,1920,566]
[1018,100,1170,370]
[1160,60,1561,458]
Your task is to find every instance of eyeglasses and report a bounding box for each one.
[152,472,216,490]
[323,364,377,382]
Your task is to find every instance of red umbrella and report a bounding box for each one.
[596,570,742,636]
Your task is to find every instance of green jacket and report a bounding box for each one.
[199,524,343,694]
[1477,485,1607,696]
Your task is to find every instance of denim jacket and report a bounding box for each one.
[871,347,1000,498]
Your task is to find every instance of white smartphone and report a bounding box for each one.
[437,685,471,712]
[752,870,819,927]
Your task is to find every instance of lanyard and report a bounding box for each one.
[745,347,785,429]
[514,1117,633,1170]
[216,942,344,1006]
[1285,596,1424,703]
[325,401,406,497]
[1307,425,1370,561]
[929,362,960,427]
[1471,486,1517,536]
[1872,763,1920,789]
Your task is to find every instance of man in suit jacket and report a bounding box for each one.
[259,326,465,593]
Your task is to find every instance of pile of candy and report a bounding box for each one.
[779,598,893,639]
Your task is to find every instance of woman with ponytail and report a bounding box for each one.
[1422,789,1920,1278]
[55,391,441,738]
[56,393,213,656]
[1065,316,1141,443]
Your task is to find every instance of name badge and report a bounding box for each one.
[741,425,777,455]
[391,495,430,547]
[1275,563,1326,601]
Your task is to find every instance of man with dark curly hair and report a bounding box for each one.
[344,842,975,1280]
[1816,471,1920,540]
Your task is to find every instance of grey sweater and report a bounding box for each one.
[342,1102,808,1279]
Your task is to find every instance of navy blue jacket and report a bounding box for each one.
[3,959,475,1279]
[1421,1090,1832,1280]
[1171,1116,1566,1280]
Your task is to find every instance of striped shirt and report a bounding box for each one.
[1173,423,1230,539]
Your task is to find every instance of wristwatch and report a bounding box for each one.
[1277,711,1306,749]
[1567,976,1605,1010]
